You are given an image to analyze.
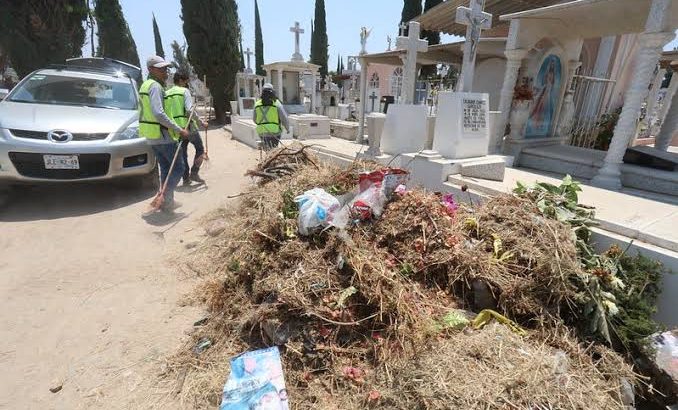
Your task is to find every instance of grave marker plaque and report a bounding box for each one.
[432,91,491,159]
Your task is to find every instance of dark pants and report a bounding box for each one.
[261,134,281,151]
[181,131,205,180]
[152,142,184,205]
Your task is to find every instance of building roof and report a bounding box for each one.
[500,0,678,38]
[262,60,321,73]
[360,38,507,66]
[415,0,562,36]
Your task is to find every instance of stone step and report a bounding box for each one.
[459,157,508,181]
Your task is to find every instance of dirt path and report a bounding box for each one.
[0,130,257,409]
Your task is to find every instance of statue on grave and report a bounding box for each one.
[360,27,371,55]
[465,11,490,61]
[387,35,392,51]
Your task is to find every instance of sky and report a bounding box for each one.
[87,0,678,71]
[89,0,455,71]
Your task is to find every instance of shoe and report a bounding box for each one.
[182,177,191,186]
[161,200,182,212]
[190,173,205,185]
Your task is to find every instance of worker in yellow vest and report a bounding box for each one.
[165,72,208,186]
[138,55,189,212]
[253,83,289,150]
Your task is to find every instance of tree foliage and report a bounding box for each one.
[310,0,328,78]
[181,0,240,123]
[170,40,193,76]
[0,0,88,77]
[152,13,165,58]
[94,0,140,67]
[420,0,442,78]
[400,0,422,37]
[254,0,265,76]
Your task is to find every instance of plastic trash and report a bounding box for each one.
[350,183,387,220]
[295,188,341,236]
[220,347,289,410]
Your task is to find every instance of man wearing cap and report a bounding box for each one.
[165,71,208,186]
[138,55,189,211]
[253,83,289,150]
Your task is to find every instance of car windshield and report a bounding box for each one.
[8,73,137,110]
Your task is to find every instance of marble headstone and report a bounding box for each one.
[380,104,428,155]
[432,91,490,159]
[238,97,256,118]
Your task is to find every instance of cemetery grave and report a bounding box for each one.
[165,145,671,409]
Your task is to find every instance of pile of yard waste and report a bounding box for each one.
[167,144,668,409]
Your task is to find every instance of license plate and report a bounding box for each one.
[43,155,80,169]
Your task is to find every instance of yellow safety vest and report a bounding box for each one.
[138,79,164,139]
[254,99,282,135]
[164,85,189,140]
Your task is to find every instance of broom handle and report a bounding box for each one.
[159,110,196,195]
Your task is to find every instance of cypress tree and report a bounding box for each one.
[336,54,340,74]
[152,13,165,58]
[400,0,422,36]
[181,0,240,123]
[420,0,442,78]
[94,0,140,67]
[309,20,315,63]
[238,28,245,72]
[254,0,264,76]
[309,0,328,78]
[0,0,88,77]
[170,40,193,76]
[340,56,344,74]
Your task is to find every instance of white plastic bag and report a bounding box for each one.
[294,188,341,236]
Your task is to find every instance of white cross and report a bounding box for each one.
[455,0,492,92]
[290,21,305,61]
[244,47,254,73]
[396,21,428,104]
[369,91,378,111]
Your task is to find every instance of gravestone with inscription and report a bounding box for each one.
[433,91,491,159]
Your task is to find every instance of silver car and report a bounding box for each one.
[0,65,155,185]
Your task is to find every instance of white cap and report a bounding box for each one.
[146,55,171,69]
[262,83,274,90]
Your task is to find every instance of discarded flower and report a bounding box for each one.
[368,390,381,401]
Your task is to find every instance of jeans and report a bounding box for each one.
[181,131,205,180]
[261,134,281,151]
[152,142,184,205]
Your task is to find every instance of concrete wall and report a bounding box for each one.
[591,228,678,328]
[474,57,506,111]
[367,63,400,99]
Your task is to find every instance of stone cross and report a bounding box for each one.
[455,0,492,92]
[396,21,428,104]
[387,35,392,51]
[369,91,378,112]
[290,21,305,61]
[244,47,253,74]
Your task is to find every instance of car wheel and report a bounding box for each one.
[0,185,11,208]
[115,166,159,191]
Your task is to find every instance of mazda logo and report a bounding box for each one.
[47,130,73,143]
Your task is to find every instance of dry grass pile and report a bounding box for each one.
[166,147,634,409]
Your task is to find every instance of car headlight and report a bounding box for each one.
[117,123,140,140]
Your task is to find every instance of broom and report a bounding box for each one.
[148,109,196,211]
[201,76,211,163]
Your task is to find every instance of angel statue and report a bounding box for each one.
[360,27,372,55]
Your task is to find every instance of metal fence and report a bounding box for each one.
[568,74,617,149]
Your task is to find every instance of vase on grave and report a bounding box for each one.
[509,99,532,140]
